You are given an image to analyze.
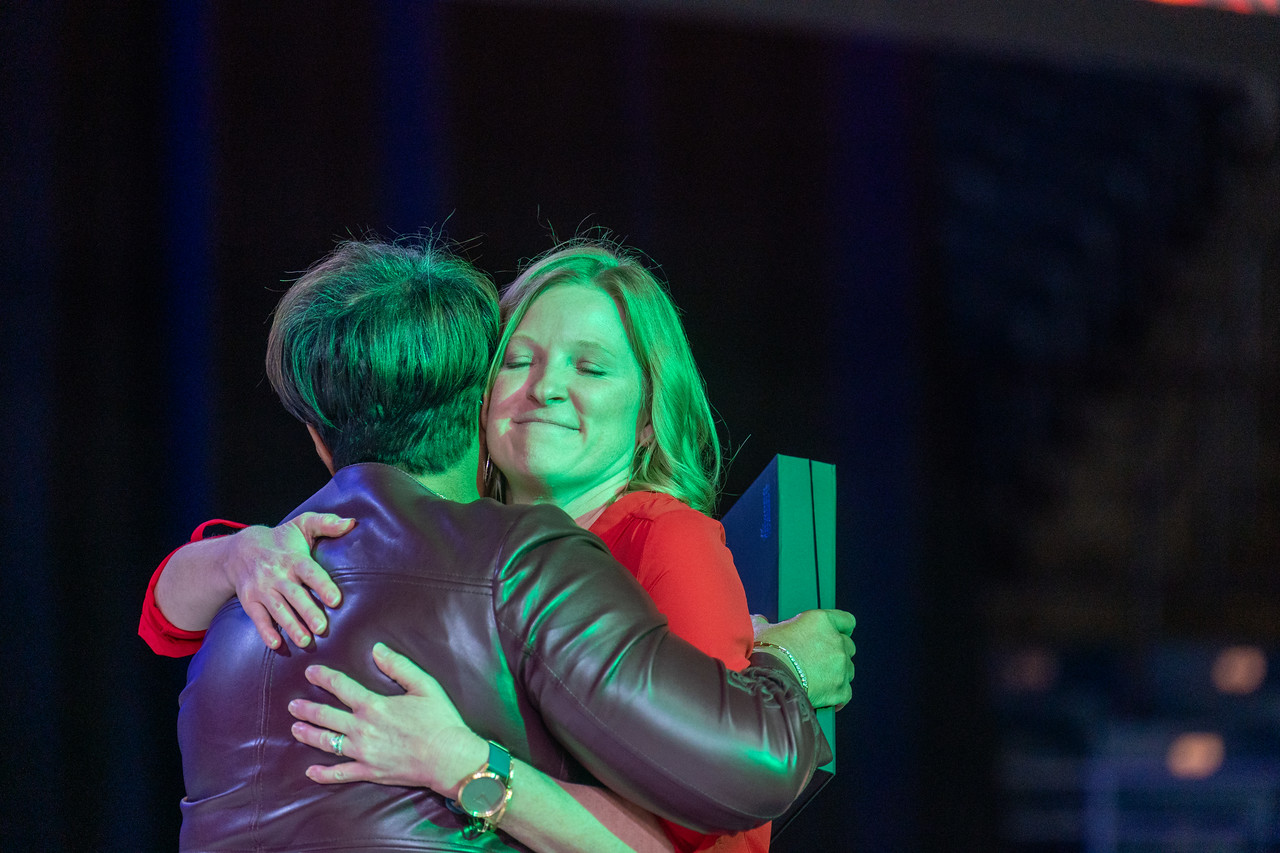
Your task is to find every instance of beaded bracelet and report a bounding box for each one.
[752,641,809,693]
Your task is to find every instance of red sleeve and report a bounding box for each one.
[619,508,769,853]
[137,520,248,658]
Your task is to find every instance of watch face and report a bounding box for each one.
[459,774,507,816]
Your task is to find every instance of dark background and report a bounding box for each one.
[3,2,1278,850]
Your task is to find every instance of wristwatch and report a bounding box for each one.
[452,740,513,838]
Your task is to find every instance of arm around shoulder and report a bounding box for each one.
[501,521,826,834]
[142,512,352,654]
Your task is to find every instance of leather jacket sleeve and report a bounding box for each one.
[494,507,830,834]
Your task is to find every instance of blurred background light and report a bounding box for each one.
[999,647,1062,694]
[1212,645,1268,695]
[1165,731,1226,779]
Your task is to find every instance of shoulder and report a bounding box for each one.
[490,499,593,541]
[597,492,733,582]
[603,491,723,539]
[482,500,613,575]
[592,492,728,573]
[306,465,605,578]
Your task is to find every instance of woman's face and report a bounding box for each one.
[485,283,649,505]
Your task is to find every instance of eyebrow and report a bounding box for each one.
[507,333,618,358]
[572,340,616,358]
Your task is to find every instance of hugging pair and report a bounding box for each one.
[141,236,856,852]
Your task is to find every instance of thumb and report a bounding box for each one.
[294,512,357,544]
[372,642,439,695]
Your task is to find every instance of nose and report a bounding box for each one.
[527,362,568,404]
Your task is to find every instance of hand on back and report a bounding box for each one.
[288,643,487,794]
[225,512,353,649]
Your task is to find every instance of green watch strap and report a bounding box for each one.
[486,740,511,781]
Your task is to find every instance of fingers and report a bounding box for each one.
[243,601,286,650]
[832,682,853,712]
[290,720,348,754]
[292,512,357,543]
[304,663,375,711]
[286,514,348,608]
[296,562,342,611]
[814,682,852,708]
[289,721,375,785]
[815,671,855,711]
[289,695,355,735]
[290,719,356,760]
[257,591,319,648]
[305,761,374,784]
[229,522,344,648]
[371,643,442,696]
[823,609,856,635]
[831,647,856,711]
[256,561,333,647]
[278,581,331,637]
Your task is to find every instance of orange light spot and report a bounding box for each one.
[1212,645,1267,695]
[1166,732,1225,779]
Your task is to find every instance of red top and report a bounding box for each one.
[138,495,769,852]
[588,492,769,853]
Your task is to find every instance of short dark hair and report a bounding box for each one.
[266,238,499,475]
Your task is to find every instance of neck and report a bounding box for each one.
[410,446,483,503]
[508,468,630,529]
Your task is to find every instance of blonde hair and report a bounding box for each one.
[486,241,722,513]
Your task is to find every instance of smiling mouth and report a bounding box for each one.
[514,417,578,429]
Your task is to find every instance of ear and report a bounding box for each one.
[636,418,654,450]
[306,424,336,475]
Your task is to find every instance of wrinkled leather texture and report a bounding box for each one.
[178,463,827,852]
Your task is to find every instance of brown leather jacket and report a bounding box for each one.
[178,463,827,851]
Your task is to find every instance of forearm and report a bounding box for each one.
[503,767,672,853]
[527,619,822,831]
[548,656,819,834]
[153,534,241,631]
[507,545,824,832]
[432,730,671,853]
[292,649,676,853]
